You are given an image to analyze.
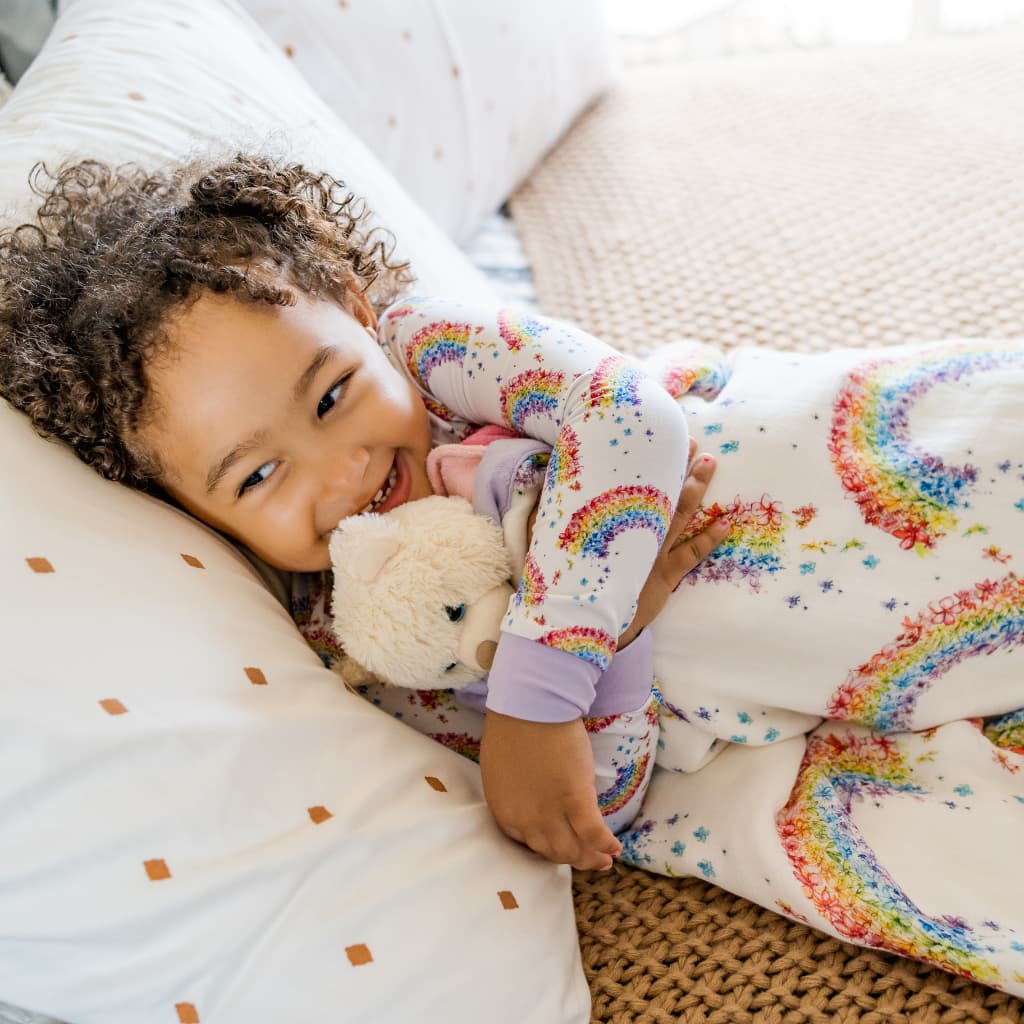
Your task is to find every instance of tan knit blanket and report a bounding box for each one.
[510,33,1024,1024]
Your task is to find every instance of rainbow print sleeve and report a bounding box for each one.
[378,296,690,722]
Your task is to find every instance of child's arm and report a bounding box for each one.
[378,298,707,866]
[482,448,725,869]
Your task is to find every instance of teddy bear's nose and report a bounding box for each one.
[457,581,514,673]
[475,640,497,671]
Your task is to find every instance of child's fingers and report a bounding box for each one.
[569,804,622,870]
[679,453,715,511]
[685,451,716,493]
[669,515,730,575]
[664,453,716,548]
[575,816,621,857]
[521,819,601,870]
[523,806,618,870]
[582,852,615,872]
[501,822,527,845]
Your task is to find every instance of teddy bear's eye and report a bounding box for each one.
[444,662,458,672]
[445,603,466,622]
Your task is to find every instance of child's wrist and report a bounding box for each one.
[617,625,641,650]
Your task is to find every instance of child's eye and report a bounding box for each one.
[238,460,277,497]
[317,375,350,418]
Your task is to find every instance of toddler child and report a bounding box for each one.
[0,153,726,872]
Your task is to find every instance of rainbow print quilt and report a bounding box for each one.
[628,339,1024,995]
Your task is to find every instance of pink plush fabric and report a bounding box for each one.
[425,424,521,499]
[426,444,485,499]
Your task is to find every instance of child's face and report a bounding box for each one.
[139,288,434,571]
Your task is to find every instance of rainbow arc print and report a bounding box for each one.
[514,553,547,608]
[557,486,674,560]
[777,731,1003,985]
[655,347,731,401]
[497,309,549,351]
[538,626,616,672]
[685,495,787,590]
[596,752,651,819]
[547,427,582,490]
[588,356,645,410]
[404,320,472,389]
[828,574,1024,731]
[984,708,1024,753]
[828,343,1024,554]
[500,368,566,431]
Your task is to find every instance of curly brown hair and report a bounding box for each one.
[0,153,413,490]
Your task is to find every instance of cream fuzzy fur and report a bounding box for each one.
[330,495,515,689]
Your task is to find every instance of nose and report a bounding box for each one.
[316,442,370,506]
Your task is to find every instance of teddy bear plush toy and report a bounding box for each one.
[329,493,518,691]
[328,453,662,838]
[328,423,551,692]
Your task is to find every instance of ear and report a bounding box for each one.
[345,278,378,333]
[341,531,403,582]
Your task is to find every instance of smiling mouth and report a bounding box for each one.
[355,462,398,516]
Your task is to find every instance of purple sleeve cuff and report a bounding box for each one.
[588,628,654,718]
[485,632,601,722]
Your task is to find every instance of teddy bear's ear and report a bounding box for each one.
[342,531,404,583]
[330,514,406,583]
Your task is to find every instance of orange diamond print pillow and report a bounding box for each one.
[0,1,587,1022]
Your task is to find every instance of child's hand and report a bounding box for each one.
[480,712,620,871]
[618,439,728,650]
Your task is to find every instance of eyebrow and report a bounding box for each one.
[292,346,334,404]
[205,431,268,495]
[204,346,335,495]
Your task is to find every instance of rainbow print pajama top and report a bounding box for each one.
[375,296,690,724]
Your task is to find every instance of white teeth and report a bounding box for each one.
[360,465,398,515]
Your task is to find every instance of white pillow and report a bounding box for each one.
[237,0,613,243]
[0,1,589,1022]
[3,0,496,303]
